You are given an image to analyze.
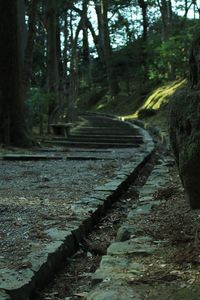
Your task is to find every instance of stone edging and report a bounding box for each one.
[87,156,171,300]
[0,125,154,300]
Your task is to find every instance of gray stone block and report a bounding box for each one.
[107,236,155,256]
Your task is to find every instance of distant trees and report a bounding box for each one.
[0,0,198,146]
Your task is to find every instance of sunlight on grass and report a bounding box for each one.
[122,80,186,120]
[97,103,106,110]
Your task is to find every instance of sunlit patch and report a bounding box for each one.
[121,80,186,120]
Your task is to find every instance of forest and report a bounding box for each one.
[2,1,200,299]
[0,0,199,146]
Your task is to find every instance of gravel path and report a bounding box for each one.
[0,148,137,268]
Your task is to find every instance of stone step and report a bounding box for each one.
[73,125,137,130]
[1,154,62,161]
[52,136,143,144]
[44,140,141,148]
[71,129,139,135]
[68,134,142,140]
[79,123,132,129]
[81,117,131,128]
[68,138,143,144]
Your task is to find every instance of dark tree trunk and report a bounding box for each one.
[157,0,173,39]
[0,0,31,146]
[138,0,148,80]
[22,0,39,100]
[47,0,59,129]
[138,0,148,41]
[189,35,200,88]
[95,0,120,96]
[82,0,90,66]
[68,13,82,123]
[63,12,69,77]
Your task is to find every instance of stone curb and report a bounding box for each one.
[87,156,171,300]
[0,126,154,300]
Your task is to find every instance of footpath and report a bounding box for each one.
[0,116,154,300]
[2,114,200,300]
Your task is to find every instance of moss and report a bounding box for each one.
[123,80,186,120]
[140,80,186,111]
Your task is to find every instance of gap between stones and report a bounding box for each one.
[32,150,159,300]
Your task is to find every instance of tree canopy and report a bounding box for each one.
[0,0,199,146]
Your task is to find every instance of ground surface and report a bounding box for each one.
[1,112,200,300]
[34,151,155,300]
[85,153,200,300]
[0,148,136,270]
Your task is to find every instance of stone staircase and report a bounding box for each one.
[46,114,144,149]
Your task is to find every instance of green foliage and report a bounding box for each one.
[147,18,199,81]
[25,88,49,127]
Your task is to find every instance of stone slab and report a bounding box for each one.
[87,289,133,300]
[0,268,34,300]
[92,255,144,283]
[87,281,137,300]
[127,204,153,219]
[116,224,140,241]
[0,291,10,300]
[107,237,155,256]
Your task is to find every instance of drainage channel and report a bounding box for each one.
[32,150,159,300]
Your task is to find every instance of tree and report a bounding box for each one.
[22,0,39,100]
[47,0,59,128]
[156,0,173,39]
[0,0,31,146]
[95,0,120,96]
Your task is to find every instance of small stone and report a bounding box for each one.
[116,227,130,242]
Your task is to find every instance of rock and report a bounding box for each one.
[0,291,10,300]
[87,281,138,300]
[116,227,131,242]
[169,87,200,208]
[107,236,155,256]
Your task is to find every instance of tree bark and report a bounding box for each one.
[138,0,148,80]
[0,0,31,146]
[22,0,39,100]
[138,0,148,41]
[81,0,90,66]
[157,0,173,39]
[68,13,82,122]
[47,0,59,128]
[95,0,119,96]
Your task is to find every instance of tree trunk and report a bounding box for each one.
[138,0,148,41]
[68,13,82,123]
[82,0,90,66]
[95,0,119,96]
[157,0,173,39]
[22,0,39,100]
[47,0,59,129]
[0,0,31,146]
[63,11,69,79]
[138,0,148,80]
